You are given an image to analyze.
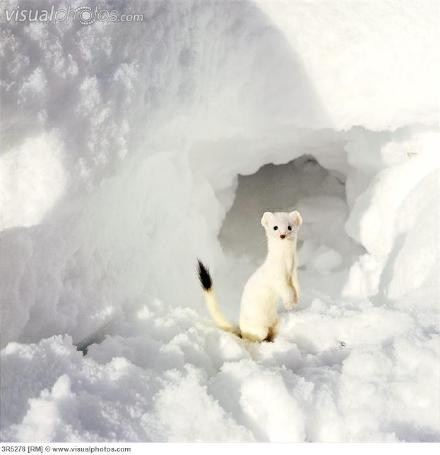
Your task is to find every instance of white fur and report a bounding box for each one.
[201,210,302,342]
[239,210,302,341]
[204,289,240,335]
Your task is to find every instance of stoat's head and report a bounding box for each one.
[261,210,302,241]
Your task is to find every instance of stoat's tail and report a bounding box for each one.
[197,260,240,336]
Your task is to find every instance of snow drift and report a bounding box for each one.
[1,0,439,442]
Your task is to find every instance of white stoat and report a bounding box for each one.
[197,210,302,342]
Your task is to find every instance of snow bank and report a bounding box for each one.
[2,305,439,442]
[1,0,439,443]
[0,132,67,230]
[255,0,440,130]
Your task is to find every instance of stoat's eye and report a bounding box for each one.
[273,226,278,231]
[288,225,292,230]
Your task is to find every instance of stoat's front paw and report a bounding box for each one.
[283,300,295,310]
[293,288,299,305]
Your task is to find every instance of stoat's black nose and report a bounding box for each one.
[280,234,286,239]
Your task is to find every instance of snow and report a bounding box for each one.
[0,132,67,230]
[1,0,440,443]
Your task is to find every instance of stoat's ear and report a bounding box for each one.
[261,211,273,227]
[289,210,303,226]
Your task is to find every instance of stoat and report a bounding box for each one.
[197,210,302,342]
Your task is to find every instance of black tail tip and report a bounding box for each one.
[197,259,212,291]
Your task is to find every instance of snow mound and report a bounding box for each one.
[1,0,439,443]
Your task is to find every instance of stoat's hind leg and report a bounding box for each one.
[264,320,279,342]
[240,321,279,343]
[264,327,274,343]
[240,324,269,343]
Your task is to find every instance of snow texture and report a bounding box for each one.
[1,0,439,443]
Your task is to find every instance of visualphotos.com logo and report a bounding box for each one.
[3,5,144,25]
